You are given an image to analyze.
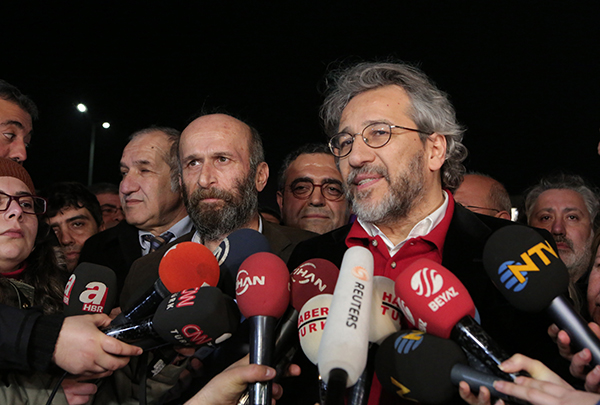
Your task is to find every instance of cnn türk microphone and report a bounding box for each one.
[483,224,600,366]
[375,330,523,405]
[318,246,374,405]
[214,228,271,298]
[63,262,117,316]
[395,258,517,381]
[103,286,239,350]
[112,242,220,326]
[236,252,290,405]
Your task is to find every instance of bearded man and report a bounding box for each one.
[120,113,314,308]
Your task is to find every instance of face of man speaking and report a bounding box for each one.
[178,114,269,250]
[336,85,446,243]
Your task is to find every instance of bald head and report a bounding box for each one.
[454,174,512,220]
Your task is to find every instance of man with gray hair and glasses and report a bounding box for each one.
[286,61,566,405]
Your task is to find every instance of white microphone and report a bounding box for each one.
[317,246,374,405]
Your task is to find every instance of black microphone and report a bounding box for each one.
[483,224,600,366]
[103,286,240,350]
[63,262,117,316]
[214,228,271,298]
[112,242,220,326]
[375,330,525,405]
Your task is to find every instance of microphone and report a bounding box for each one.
[112,242,220,326]
[236,252,290,405]
[318,246,374,405]
[375,330,523,405]
[214,228,272,298]
[483,224,600,366]
[103,286,240,350]
[63,262,117,316]
[395,258,517,381]
[298,294,333,365]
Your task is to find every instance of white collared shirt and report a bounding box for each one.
[358,191,449,256]
[139,216,194,255]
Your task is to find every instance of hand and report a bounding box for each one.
[494,375,600,405]
[458,381,492,405]
[61,378,98,405]
[53,314,143,377]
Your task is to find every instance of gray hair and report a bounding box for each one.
[129,126,181,193]
[524,173,600,225]
[320,61,467,191]
[277,143,332,191]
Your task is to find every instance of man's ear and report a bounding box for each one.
[255,162,269,192]
[276,190,284,211]
[426,133,447,172]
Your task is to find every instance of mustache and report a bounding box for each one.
[191,187,236,204]
[553,235,573,250]
[345,164,389,187]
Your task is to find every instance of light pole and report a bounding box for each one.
[76,103,110,186]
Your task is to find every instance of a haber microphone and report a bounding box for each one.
[236,252,290,405]
[63,262,117,316]
[112,242,220,326]
[318,246,374,405]
[375,330,524,405]
[395,258,517,381]
[298,294,333,365]
[483,224,600,366]
[103,286,240,349]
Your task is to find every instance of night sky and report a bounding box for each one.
[4,2,599,209]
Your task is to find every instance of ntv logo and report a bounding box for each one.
[411,267,443,297]
[498,240,558,292]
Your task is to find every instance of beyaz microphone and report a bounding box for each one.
[112,242,220,326]
[318,246,374,405]
[214,228,272,298]
[63,262,117,316]
[103,286,240,350]
[236,252,290,405]
[395,258,517,381]
[375,330,524,405]
[483,224,600,366]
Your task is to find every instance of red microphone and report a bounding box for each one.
[236,252,290,405]
[395,258,518,381]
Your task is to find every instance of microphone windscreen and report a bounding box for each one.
[63,262,117,316]
[318,246,374,386]
[215,228,272,297]
[298,294,333,364]
[236,252,290,318]
[395,258,475,338]
[375,330,466,404]
[483,225,569,312]
[153,286,240,346]
[290,258,339,312]
[370,276,402,344]
[159,242,220,292]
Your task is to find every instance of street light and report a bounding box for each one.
[76,103,110,186]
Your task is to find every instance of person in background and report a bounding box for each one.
[453,172,512,220]
[0,80,37,164]
[89,182,124,229]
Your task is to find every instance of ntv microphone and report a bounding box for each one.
[375,330,525,405]
[318,246,374,405]
[112,242,220,326]
[236,252,290,405]
[483,224,600,366]
[103,286,240,350]
[214,228,272,298]
[63,262,117,316]
[395,258,517,381]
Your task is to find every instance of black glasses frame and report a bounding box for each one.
[0,191,47,215]
[287,179,345,202]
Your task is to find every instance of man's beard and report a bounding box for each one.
[554,234,592,282]
[183,173,258,242]
[345,151,425,225]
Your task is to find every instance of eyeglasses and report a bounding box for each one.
[287,179,344,201]
[328,122,433,158]
[462,205,500,214]
[0,192,47,215]
[101,205,123,216]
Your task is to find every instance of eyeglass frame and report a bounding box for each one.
[461,204,500,214]
[328,121,433,158]
[285,178,345,202]
[0,191,47,215]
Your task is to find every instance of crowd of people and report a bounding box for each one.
[1,59,600,405]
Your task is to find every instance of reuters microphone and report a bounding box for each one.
[236,252,290,405]
[483,224,600,366]
[395,258,517,381]
[63,263,117,316]
[318,246,374,405]
[113,242,220,326]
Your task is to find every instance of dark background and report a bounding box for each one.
[3,1,599,210]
